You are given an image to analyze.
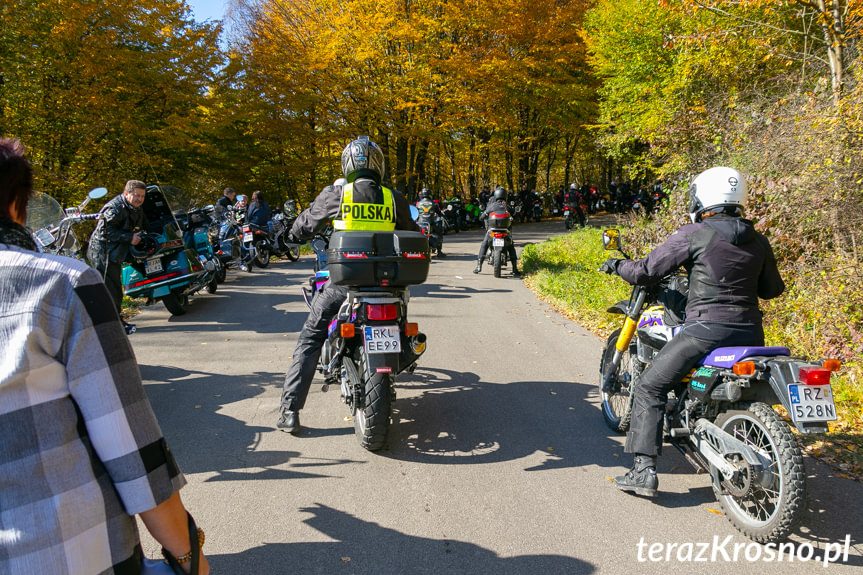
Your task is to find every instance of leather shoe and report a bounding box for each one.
[277,409,300,434]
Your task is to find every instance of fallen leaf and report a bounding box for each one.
[707,508,723,515]
[424,439,432,443]
[547,446,555,451]
[569,407,575,410]
[550,391,557,395]
[613,453,619,457]
[224,338,230,342]
[341,557,351,563]
[200,342,207,345]
[195,405,202,409]
[344,416,352,422]
[606,476,614,482]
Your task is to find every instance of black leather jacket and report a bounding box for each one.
[290,178,418,240]
[87,194,147,266]
[616,214,785,324]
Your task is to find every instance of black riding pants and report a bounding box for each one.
[94,261,124,316]
[477,230,517,267]
[625,322,764,456]
[281,283,349,411]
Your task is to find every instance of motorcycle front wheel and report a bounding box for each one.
[598,328,638,433]
[344,355,391,451]
[711,403,806,543]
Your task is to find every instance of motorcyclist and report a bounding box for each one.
[416,188,446,256]
[600,167,785,497]
[215,187,236,217]
[564,184,585,228]
[473,187,519,276]
[277,137,418,434]
[478,185,491,208]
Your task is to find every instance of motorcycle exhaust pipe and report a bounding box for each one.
[411,333,427,356]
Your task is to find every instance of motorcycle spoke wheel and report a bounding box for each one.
[598,328,636,433]
[712,403,806,543]
[351,354,392,451]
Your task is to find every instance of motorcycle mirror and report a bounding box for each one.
[603,229,622,252]
[88,187,108,200]
[409,205,419,221]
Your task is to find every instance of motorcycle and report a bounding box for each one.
[121,185,219,316]
[530,197,543,222]
[598,229,838,543]
[174,205,223,292]
[484,209,513,278]
[563,205,575,230]
[213,207,246,275]
[304,209,430,451]
[508,197,525,224]
[243,222,271,268]
[27,187,108,257]
[269,211,301,261]
[416,204,444,257]
[443,198,464,232]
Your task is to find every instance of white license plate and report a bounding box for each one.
[363,325,401,354]
[145,257,163,275]
[243,232,253,243]
[493,238,505,247]
[788,384,837,422]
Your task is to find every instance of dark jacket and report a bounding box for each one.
[215,195,233,217]
[87,194,147,267]
[616,214,785,324]
[480,198,508,220]
[246,201,271,228]
[291,178,418,240]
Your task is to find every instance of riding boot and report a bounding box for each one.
[614,454,658,497]
[277,409,301,434]
[473,258,482,274]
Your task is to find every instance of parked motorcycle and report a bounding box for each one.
[598,229,838,543]
[213,207,245,276]
[304,210,430,451]
[485,209,513,278]
[508,197,525,224]
[269,211,301,261]
[530,197,543,222]
[174,205,222,292]
[27,187,108,257]
[121,185,218,316]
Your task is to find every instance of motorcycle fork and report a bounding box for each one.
[604,289,647,381]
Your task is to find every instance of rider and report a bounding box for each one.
[565,183,585,227]
[473,186,520,276]
[215,187,236,217]
[600,167,785,497]
[415,188,446,257]
[277,137,418,434]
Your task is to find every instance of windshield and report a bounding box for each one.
[27,192,66,231]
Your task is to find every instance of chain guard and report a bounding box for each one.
[720,455,753,498]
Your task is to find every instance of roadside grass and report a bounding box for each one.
[522,226,863,480]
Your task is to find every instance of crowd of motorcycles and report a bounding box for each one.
[26,185,302,316]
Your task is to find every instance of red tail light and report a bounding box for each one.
[367,304,398,321]
[799,367,831,386]
[243,226,251,232]
[492,232,507,238]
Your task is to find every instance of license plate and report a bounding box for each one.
[243,232,253,243]
[788,384,837,422]
[493,238,505,247]
[145,257,163,275]
[363,325,401,354]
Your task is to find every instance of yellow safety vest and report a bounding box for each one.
[333,183,397,231]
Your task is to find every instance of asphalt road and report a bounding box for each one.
[131,219,862,574]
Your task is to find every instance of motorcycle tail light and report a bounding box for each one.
[799,366,831,385]
[405,322,419,336]
[340,323,355,338]
[822,358,842,371]
[243,226,251,232]
[732,361,755,376]
[367,304,398,321]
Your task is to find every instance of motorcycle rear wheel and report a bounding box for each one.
[285,244,300,261]
[493,247,502,278]
[711,403,806,543]
[254,241,271,268]
[598,328,637,433]
[345,355,391,451]
[162,292,188,316]
[216,266,227,283]
[206,275,218,294]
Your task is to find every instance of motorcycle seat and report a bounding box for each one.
[700,346,791,368]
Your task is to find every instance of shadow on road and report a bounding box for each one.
[411,282,513,299]
[139,364,363,482]
[382,367,622,471]
[210,503,595,574]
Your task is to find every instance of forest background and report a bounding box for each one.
[1,1,861,451]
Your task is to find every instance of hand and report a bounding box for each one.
[131,232,142,246]
[600,258,622,275]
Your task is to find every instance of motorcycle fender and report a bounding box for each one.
[152,285,171,298]
[606,300,629,315]
[762,356,828,433]
[363,352,400,378]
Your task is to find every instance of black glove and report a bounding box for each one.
[600,258,622,275]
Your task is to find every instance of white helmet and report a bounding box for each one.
[688,166,747,223]
[333,177,347,194]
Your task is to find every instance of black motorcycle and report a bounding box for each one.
[268,211,301,261]
[599,229,839,543]
[484,210,513,278]
[306,216,430,451]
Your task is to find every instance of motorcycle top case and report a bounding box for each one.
[327,231,430,287]
[488,211,510,229]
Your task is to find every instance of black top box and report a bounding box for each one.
[488,211,511,229]
[327,231,430,287]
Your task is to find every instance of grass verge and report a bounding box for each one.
[522,226,862,481]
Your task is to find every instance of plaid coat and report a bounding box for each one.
[0,242,186,574]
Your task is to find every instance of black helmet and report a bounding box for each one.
[493,186,506,201]
[420,188,431,199]
[129,234,159,259]
[341,136,385,183]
